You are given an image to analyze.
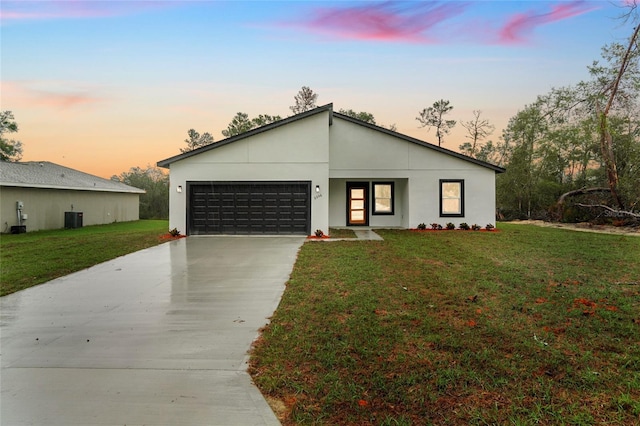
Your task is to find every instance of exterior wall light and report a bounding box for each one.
[177,185,183,193]
[315,185,320,193]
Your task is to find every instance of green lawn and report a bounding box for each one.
[250,223,640,425]
[328,228,358,238]
[0,220,169,296]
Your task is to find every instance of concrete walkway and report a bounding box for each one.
[0,236,305,425]
[353,229,384,241]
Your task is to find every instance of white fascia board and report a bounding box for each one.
[0,182,146,194]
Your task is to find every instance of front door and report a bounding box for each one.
[347,182,368,226]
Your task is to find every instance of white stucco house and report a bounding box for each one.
[157,104,504,236]
[0,161,144,233]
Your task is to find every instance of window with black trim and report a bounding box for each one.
[372,182,394,215]
[440,179,464,217]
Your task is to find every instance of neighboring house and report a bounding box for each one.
[157,104,505,236]
[0,161,144,233]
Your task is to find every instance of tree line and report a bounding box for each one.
[491,21,639,222]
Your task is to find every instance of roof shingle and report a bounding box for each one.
[0,161,145,193]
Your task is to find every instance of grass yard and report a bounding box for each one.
[329,228,358,238]
[250,223,640,425]
[0,220,169,296]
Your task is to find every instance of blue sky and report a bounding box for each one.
[1,1,636,177]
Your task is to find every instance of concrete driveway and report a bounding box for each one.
[1,236,305,425]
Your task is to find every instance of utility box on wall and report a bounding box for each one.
[64,212,83,229]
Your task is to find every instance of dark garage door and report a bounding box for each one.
[188,181,311,235]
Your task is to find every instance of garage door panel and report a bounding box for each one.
[188,182,311,235]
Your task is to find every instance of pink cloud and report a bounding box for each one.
[290,1,469,43]
[0,1,172,23]
[32,91,101,109]
[498,1,598,44]
[2,81,104,110]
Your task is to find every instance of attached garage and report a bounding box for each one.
[188,181,311,235]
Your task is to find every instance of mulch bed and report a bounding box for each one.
[159,233,186,240]
[411,228,499,232]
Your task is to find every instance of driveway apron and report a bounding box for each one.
[1,236,305,425]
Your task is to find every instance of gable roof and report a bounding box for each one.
[0,161,145,193]
[157,103,505,173]
[332,111,505,173]
[157,104,334,168]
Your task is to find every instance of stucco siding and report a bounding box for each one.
[328,117,497,228]
[248,113,328,163]
[407,168,496,228]
[329,178,407,227]
[166,111,331,235]
[178,112,329,166]
[1,186,140,232]
[330,120,410,171]
[169,164,328,234]
[407,143,480,171]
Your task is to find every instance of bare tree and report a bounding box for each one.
[290,86,318,114]
[595,21,639,209]
[459,110,494,158]
[554,1,639,216]
[416,99,456,146]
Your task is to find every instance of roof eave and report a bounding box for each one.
[0,182,146,193]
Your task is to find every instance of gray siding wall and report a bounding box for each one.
[1,186,140,232]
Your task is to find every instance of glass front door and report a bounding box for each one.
[347,183,368,226]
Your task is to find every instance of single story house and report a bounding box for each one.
[157,104,505,236]
[0,161,144,233]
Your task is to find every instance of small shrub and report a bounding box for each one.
[168,228,181,237]
[431,223,443,230]
[315,229,325,237]
[446,222,455,230]
[459,222,470,230]
[471,224,481,231]
[485,223,495,231]
[417,223,427,230]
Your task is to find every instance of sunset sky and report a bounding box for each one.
[1,0,635,178]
